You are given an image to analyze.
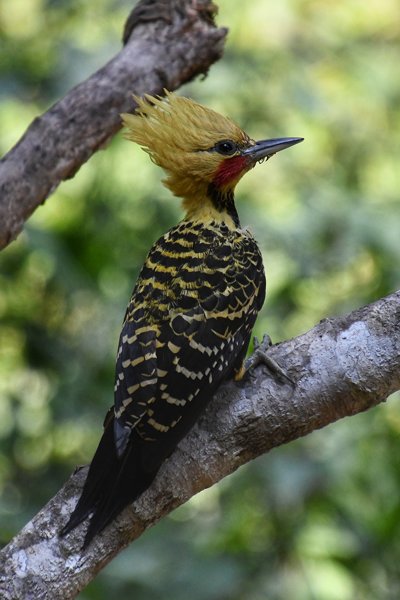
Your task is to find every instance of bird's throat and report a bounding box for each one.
[207,183,240,228]
[181,184,240,229]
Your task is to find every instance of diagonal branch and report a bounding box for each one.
[0,0,227,250]
[1,291,399,599]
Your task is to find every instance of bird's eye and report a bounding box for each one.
[213,140,237,155]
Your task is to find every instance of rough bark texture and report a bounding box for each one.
[0,291,399,599]
[0,0,226,250]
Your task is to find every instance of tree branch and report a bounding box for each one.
[0,0,227,250]
[1,291,399,599]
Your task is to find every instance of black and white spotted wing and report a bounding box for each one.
[113,221,266,461]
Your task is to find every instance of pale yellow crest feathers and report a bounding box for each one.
[121,91,250,202]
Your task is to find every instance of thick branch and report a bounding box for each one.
[1,291,399,599]
[0,0,227,250]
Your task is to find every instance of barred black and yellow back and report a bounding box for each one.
[61,92,302,547]
[115,219,265,446]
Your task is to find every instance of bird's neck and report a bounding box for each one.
[182,184,240,230]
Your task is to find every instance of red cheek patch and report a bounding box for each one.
[213,155,249,188]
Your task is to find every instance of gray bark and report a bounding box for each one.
[0,290,399,599]
[0,0,227,250]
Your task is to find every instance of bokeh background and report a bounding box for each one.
[1,0,400,598]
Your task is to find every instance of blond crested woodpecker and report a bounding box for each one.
[61,91,303,547]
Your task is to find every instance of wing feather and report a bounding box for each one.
[113,222,265,460]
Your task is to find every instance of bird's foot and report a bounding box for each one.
[244,334,294,385]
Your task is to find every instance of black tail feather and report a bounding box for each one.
[60,420,158,548]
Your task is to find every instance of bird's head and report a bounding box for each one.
[122,91,302,225]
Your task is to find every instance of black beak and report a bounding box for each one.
[243,137,304,161]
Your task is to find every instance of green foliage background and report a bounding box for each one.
[1,0,400,598]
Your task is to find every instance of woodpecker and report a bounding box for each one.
[61,91,303,547]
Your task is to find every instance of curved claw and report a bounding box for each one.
[244,334,294,385]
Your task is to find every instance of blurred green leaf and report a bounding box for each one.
[1,0,400,598]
